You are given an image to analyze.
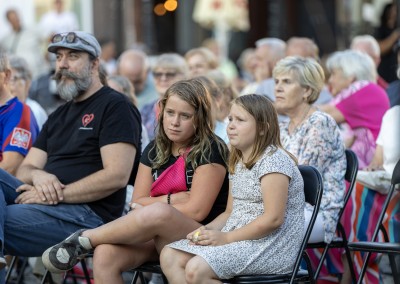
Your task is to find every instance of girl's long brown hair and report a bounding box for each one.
[151,78,228,169]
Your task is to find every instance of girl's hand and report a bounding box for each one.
[188,228,229,246]
[187,226,206,243]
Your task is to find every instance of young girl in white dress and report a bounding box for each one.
[160,94,306,283]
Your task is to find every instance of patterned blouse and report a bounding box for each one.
[280,110,346,243]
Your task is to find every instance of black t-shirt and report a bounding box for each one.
[34,86,142,223]
[141,138,229,224]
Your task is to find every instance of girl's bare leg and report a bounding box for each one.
[93,240,158,284]
[83,203,200,248]
[160,246,193,283]
[185,256,221,284]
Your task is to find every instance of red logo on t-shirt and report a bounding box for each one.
[10,128,31,149]
[82,114,94,127]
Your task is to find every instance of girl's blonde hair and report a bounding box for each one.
[151,78,228,169]
[228,94,296,173]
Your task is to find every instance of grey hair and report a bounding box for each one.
[326,50,377,82]
[152,53,189,77]
[0,52,10,72]
[255,37,286,59]
[351,35,380,57]
[9,56,32,81]
[273,56,325,104]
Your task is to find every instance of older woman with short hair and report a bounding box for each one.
[273,56,346,245]
[320,50,390,169]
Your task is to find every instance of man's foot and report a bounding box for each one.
[42,229,93,273]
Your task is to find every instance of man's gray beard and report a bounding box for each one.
[56,67,92,101]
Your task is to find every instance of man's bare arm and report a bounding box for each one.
[61,142,136,203]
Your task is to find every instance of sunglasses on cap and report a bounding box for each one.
[51,32,94,49]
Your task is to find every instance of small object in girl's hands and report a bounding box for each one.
[192,231,200,242]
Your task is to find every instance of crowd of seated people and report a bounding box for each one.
[0,6,399,283]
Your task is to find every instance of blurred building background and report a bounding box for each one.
[0,0,396,64]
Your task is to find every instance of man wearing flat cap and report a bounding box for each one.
[0,31,142,276]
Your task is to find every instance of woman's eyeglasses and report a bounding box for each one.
[153,72,179,80]
[51,32,93,48]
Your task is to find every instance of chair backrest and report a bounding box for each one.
[339,149,359,219]
[391,158,400,186]
[291,165,323,282]
[299,165,323,207]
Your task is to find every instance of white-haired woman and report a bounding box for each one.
[273,56,347,282]
[273,56,346,245]
[320,50,390,169]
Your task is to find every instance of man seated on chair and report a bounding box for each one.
[0,31,142,281]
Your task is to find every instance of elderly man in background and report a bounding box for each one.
[351,34,388,89]
[116,49,158,108]
[0,32,142,282]
[242,37,286,99]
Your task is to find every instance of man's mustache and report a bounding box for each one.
[53,70,80,81]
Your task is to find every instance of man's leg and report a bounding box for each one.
[0,169,24,269]
[4,203,103,256]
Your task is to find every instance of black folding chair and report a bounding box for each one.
[130,262,167,284]
[307,149,358,282]
[348,158,400,284]
[221,165,323,284]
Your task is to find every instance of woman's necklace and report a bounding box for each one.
[289,104,313,134]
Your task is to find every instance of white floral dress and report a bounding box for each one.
[168,147,305,279]
[280,110,346,243]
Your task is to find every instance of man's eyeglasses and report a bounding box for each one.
[152,72,179,80]
[51,32,93,49]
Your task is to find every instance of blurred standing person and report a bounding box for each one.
[351,34,388,89]
[320,50,390,169]
[386,42,400,107]
[9,56,48,130]
[117,49,158,109]
[0,52,39,176]
[39,0,79,36]
[374,3,400,83]
[140,53,188,141]
[0,9,47,79]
